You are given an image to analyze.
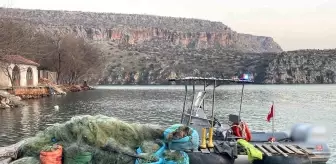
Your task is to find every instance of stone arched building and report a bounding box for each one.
[0,55,39,87]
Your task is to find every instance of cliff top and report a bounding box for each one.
[279,49,336,56]
[0,7,231,33]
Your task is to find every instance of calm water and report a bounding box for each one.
[0,85,335,163]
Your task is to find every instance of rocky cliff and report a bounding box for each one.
[264,49,336,84]
[4,8,335,84]
[97,42,278,84]
[90,46,336,84]
[0,8,282,53]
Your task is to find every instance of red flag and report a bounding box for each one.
[266,104,274,122]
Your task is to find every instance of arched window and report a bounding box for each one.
[26,67,33,86]
[12,65,20,86]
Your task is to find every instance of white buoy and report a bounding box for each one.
[54,105,59,111]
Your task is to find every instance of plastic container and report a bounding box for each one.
[65,152,92,164]
[165,151,189,164]
[163,124,199,151]
[135,141,166,164]
[40,145,63,164]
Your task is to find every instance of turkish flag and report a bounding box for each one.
[266,104,274,122]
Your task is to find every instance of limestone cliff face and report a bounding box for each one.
[39,26,280,52]
[264,49,336,84]
[9,8,332,85]
[0,8,282,53]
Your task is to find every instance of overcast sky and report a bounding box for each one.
[1,0,335,51]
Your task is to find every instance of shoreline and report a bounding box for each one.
[96,83,336,86]
[2,82,335,109]
[0,83,94,109]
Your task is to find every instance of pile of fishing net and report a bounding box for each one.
[13,115,166,164]
[135,141,189,164]
[10,157,40,164]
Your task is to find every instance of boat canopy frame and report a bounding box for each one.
[168,76,254,126]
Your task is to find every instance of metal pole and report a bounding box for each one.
[203,80,206,110]
[238,83,245,122]
[211,80,216,127]
[187,80,195,125]
[180,84,188,123]
[272,101,275,139]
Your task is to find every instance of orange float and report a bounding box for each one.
[231,122,252,142]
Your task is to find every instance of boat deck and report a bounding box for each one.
[253,143,314,157]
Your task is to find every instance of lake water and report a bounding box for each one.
[0,85,335,163]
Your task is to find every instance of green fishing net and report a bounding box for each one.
[136,141,162,163]
[14,115,165,164]
[164,150,185,163]
[140,141,161,154]
[10,157,40,164]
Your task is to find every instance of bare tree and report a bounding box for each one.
[36,34,101,85]
[0,20,36,88]
[0,19,101,86]
[0,19,55,56]
[56,35,101,84]
[0,62,15,88]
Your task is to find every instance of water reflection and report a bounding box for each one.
[20,105,30,136]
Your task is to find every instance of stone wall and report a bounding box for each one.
[9,87,50,99]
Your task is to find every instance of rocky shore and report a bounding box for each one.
[39,78,94,95]
[59,84,95,93]
[0,79,95,107]
[0,90,25,109]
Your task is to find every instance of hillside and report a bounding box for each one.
[0,8,282,53]
[1,8,335,84]
[98,43,336,84]
[98,43,277,84]
[265,49,336,84]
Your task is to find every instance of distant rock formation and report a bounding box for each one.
[3,8,336,84]
[264,49,336,84]
[0,7,282,53]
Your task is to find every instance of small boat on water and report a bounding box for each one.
[168,75,331,164]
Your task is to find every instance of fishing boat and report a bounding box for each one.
[168,75,331,164]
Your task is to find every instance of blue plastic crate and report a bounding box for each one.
[135,141,166,164]
[164,151,189,164]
